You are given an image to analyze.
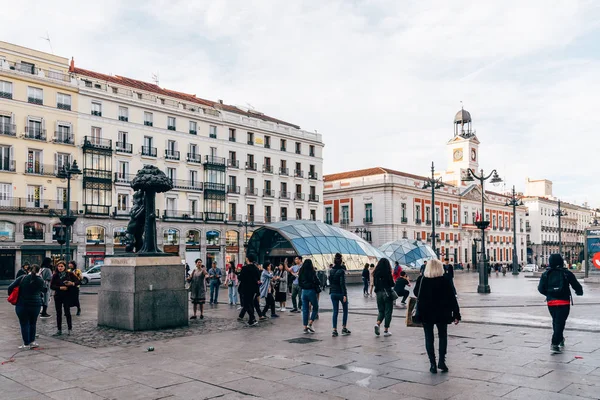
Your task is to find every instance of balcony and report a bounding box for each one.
[227,159,239,169]
[24,163,57,177]
[0,160,16,172]
[435,221,441,227]
[112,207,131,218]
[187,153,202,164]
[141,146,157,157]
[294,170,304,178]
[84,205,110,216]
[229,136,236,142]
[118,116,128,122]
[280,146,286,152]
[308,194,319,202]
[227,185,240,194]
[57,102,71,111]
[245,162,257,171]
[264,143,270,149]
[426,220,432,225]
[340,218,350,226]
[263,216,276,223]
[526,226,531,232]
[172,180,203,191]
[53,133,75,145]
[227,214,242,223]
[165,150,180,161]
[204,212,224,222]
[204,182,226,192]
[295,149,301,155]
[83,136,112,151]
[24,127,46,141]
[401,217,408,223]
[245,187,258,196]
[28,97,43,105]
[325,219,332,225]
[444,222,450,227]
[115,142,133,154]
[91,110,102,117]
[0,123,16,137]
[415,219,422,225]
[114,172,135,184]
[294,193,305,201]
[309,151,315,157]
[263,189,275,198]
[144,121,153,127]
[263,165,274,174]
[0,91,12,99]
[83,168,112,181]
[493,225,497,230]
[0,197,77,215]
[167,125,176,131]
[209,133,217,139]
[204,155,226,166]
[308,171,318,180]
[247,140,254,146]
[363,217,373,224]
[280,191,290,200]
[279,167,289,176]
[163,210,203,220]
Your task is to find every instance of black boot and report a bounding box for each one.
[438,357,448,373]
[429,355,437,374]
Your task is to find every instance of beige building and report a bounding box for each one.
[0,41,324,278]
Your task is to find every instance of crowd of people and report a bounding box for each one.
[7,258,83,349]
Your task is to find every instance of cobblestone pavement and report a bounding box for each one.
[1,273,600,399]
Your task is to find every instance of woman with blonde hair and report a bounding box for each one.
[413,258,461,374]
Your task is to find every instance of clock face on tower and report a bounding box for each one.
[453,149,463,161]
[471,149,477,162]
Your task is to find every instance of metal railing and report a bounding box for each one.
[204,155,226,165]
[263,165,274,173]
[53,132,75,145]
[245,162,257,171]
[187,153,202,163]
[83,136,112,150]
[204,212,224,222]
[114,172,135,184]
[308,194,319,202]
[245,187,258,196]
[141,146,157,157]
[294,193,305,201]
[415,219,422,224]
[401,217,408,223]
[84,205,111,215]
[263,189,275,197]
[24,127,46,141]
[172,180,203,191]
[0,197,77,215]
[28,97,43,105]
[280,191,290,199]
[163,210,203,220]
[0,160,15,172]
[294,170,304,178]
[308,171,318,180]
[116,142,133,153]
[227,159,239,168]
[57,103,71,111]
[24,163,56,176]
[279,167,289,176]
[363,217,373,224]
[204,182,226,191]
[83,168,113,180]
[227,214,242,222]
[0,123,16,136]
[227,185,240,194]
[165,150,180,160]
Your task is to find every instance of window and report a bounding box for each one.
[281,182,288,196]
[310,209,316,221]
[26,185,42,207]
[444,209,449,223]
[209,125,217,138]
[117,193,129,211]
[189,121,197,135]
[264,157,272,172]
[493,215,497,227]
[0,145,13,172]
[86,226,105,244]
[401,203,407,220]
[55,153,70,175]
[264,135,270,148]
[246,154,255,170]
[118,131,128,146]
[295,142,301,154]
[280,159,288,175]
[144,112,153,126]
[228,128,236,142]
[425,207,431,222]
[27,87,43,105]
[0,81,13,99]
[23,222,44,241]
[190,170,198,185]
[341,205,349,224]
[296,208,302,220]
[166,167,176,181]
[56,93,71,110]
[247,177,255,190]
[264,180,272,195]
[280,139,287,151]
[265,205,272,222]
[167,116,176,130]
[309,145,315,157]
[26,150,42,174]
[365,203,373,223]
[228,203,237,221]
[247,132,254,145]
[19,62,35,74]
[117,161,129,179]
[55,124,71,143]
[91,102,102,116]
[248,204,255,221]
[166,198,176,213]
[164,228,179,245]
[189,199,198,217]
[325,207,332,224]
[416,205,421,222]
[118,106,128,122]
[280,207,287,221]
[464,211,469,224]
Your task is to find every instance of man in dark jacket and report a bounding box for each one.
[238,254,261,326]
[16,262,30,278]
[443,259,456,295]
[538,253,583,353]
[329,253,350,337]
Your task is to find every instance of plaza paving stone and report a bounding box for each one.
[1,273,600,399]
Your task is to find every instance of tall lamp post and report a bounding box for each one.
[552,200,567,255]
[57,160,81,264]
[462,168,502,293]
[238,220,255,248]
[422,162,444,257]
[354,227,371,242]
[505,185,523,275]
[57,226,66,260]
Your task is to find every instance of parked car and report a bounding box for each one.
[81,266,101,285]
[523,264,538,272]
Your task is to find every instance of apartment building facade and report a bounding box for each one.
[0,41,324,278]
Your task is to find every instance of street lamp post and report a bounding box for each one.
[354,228,371,242]
[57,160,82,264]
[422,162,444,257]
[505,185,523,275]
[238,220,255,248]
[462,168,502,293]
[552,200,567,256]
[57,226,66,260]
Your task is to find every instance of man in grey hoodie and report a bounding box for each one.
[39,258,53,318]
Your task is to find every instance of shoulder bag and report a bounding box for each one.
[7,276,24,305]
[406,277,423,327]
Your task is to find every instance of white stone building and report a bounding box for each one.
[323,109,528,267]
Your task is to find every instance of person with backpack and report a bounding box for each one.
[538,253,583,353]
[329,253,351,337]
[8,264,46,349]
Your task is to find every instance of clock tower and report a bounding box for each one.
[443,108,480,186]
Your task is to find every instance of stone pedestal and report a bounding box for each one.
[98,256,188,331]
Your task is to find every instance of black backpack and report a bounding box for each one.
[546,269,568,297]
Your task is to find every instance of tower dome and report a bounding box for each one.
[454,108,472,125]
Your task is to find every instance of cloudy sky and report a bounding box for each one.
[2,0,599,207]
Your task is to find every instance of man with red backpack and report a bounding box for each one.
[538,253,583,354]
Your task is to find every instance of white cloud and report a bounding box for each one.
[1,0,598,207]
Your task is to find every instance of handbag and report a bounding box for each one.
[406,277,423,328]
[7,286,19,305]
[384,287,399,301]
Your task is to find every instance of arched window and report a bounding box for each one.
[164,229,179,245]
[225,230,239,247]
[86,226,105,244]
[206,230,220,245]
[0,221,16,242]
[23,222,45,240]
[186,230,200,245]
[113,227,127,245]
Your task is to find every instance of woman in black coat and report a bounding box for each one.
[50,261,80,336]
[8,264,46,349]
[414,258,461,374]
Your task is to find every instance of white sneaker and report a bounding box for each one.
[18,344,30,350]
[384,331,392,337]
[280,307,286,312]
[29,342,39,348]
[374,324,380,336]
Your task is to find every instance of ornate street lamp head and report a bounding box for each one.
[490,171,502,184]
[69,160,82,175]
[461,169,474,182]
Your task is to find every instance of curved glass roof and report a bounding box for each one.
[379,239,437,269]
[247,220,388,270]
